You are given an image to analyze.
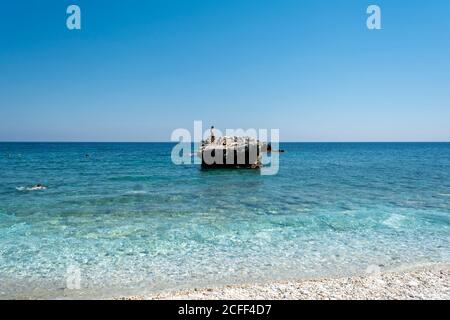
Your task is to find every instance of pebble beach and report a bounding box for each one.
[123,264,450,300]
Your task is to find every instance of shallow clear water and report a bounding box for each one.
[0,142,449,298]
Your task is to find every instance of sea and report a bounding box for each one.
[0,142,449,298]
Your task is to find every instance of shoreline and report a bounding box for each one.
[120,263,450,300]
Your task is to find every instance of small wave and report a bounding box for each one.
[125,190,148,195]
[438,193,450,197]
[382,214,407,229]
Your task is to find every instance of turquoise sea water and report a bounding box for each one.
[0,142,449,298]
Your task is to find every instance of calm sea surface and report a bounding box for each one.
[0,142,449,298]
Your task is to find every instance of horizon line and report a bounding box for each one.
[1,141,449,144]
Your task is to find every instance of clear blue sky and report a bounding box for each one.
[1,0,449,142]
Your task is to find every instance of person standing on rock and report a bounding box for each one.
[210,126,215,143]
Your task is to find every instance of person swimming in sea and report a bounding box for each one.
[16,184,47,191]
[29,184,47,190]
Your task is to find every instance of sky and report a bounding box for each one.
[0,0,449,142]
